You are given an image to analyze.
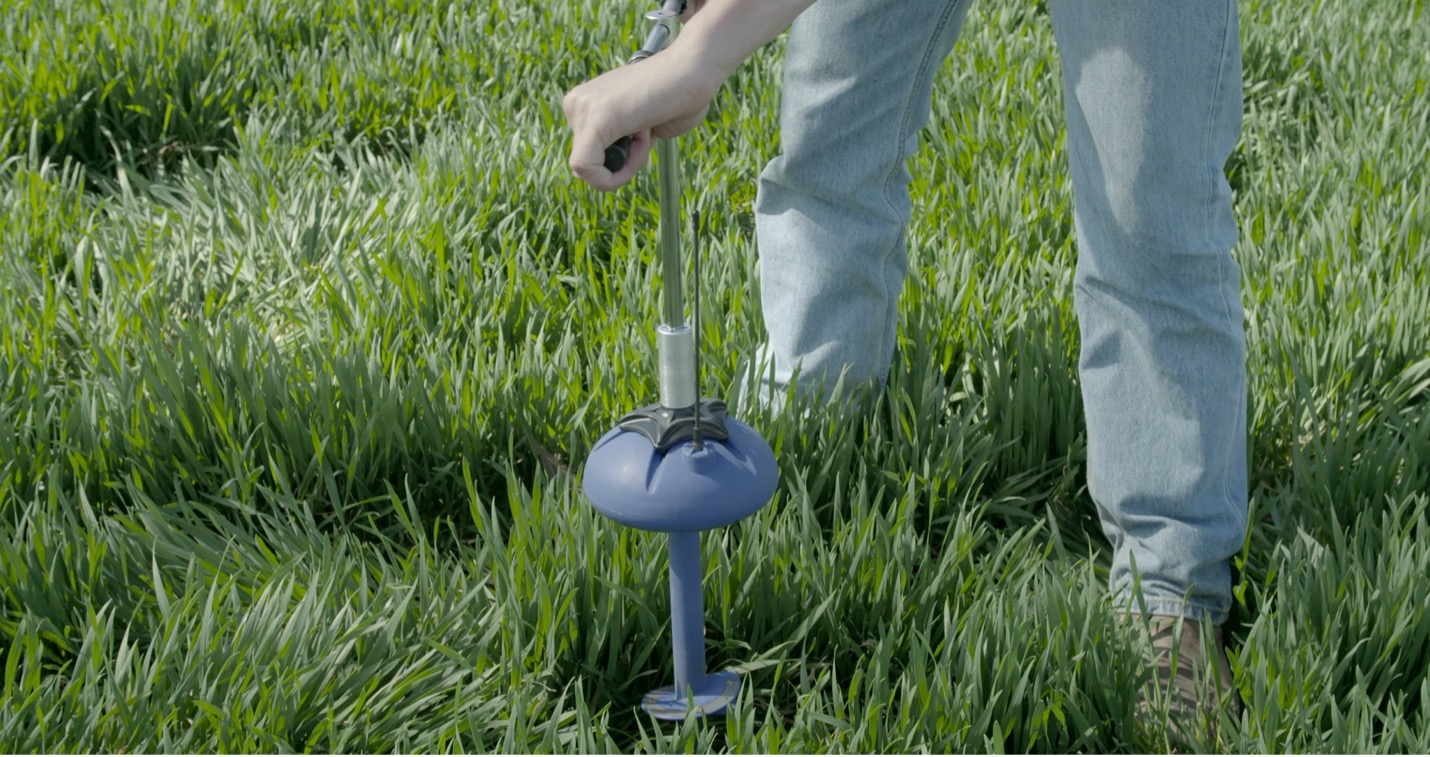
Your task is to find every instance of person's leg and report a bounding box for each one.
[1048,0,1248,624]
[748,0,974,410]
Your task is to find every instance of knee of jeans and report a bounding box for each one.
[1073,198,1239,297]
[760,152,914,222]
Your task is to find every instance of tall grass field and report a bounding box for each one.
[2,0,1427,752]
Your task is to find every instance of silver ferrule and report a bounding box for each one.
[635,17,672,58]
[657,324,697,409]
[631,0,683,61]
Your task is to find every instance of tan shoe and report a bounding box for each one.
[1132,614,1241,748]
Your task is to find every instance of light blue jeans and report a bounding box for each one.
[751,0,1248,624]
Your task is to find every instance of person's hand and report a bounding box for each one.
[562,0,813,191]
[562,48,715,191]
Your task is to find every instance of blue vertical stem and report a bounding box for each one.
[666,530,707,695]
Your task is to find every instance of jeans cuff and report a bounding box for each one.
[1113,592,1228,626]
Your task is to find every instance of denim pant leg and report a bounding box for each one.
[1049,0,1249,624]
[748,0,973,409]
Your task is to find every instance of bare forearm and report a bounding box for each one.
[671,0,818,93]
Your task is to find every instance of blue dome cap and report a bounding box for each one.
[583,416,777,532]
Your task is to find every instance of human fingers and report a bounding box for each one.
[569,128,652,191]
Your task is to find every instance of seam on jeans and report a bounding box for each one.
[873,0,967,369]
[1204,0,1243,531]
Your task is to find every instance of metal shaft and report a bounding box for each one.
[637,0,693,411]
[656,137,684,329]
[654,129,696,409]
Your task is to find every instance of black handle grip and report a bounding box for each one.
[604,135,632,172]
[598,3,679,174]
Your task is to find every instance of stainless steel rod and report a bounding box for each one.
[656,137,684,328]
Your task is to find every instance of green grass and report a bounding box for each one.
[1,0,1428,752]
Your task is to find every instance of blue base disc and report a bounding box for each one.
[641,670,741,721]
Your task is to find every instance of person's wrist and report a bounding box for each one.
[666,24,736,101]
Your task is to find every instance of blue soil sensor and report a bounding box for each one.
[582,413,778,719]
